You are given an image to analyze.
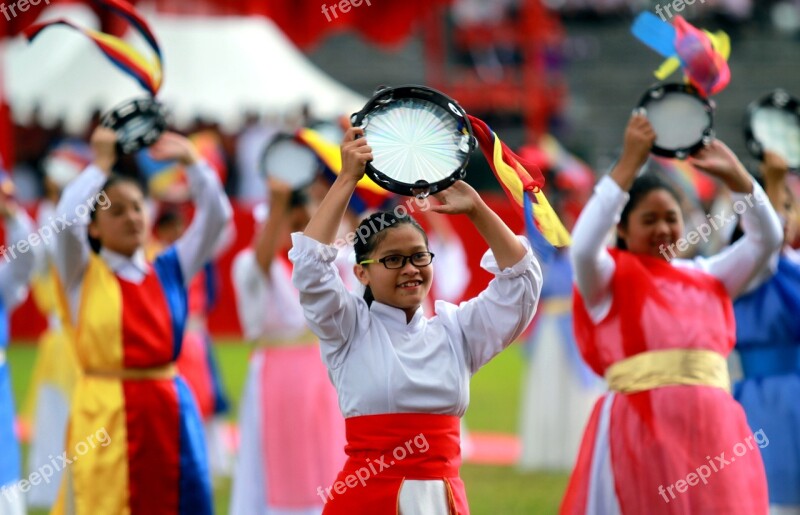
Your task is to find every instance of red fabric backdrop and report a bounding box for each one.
[8,194,524,341]
[0,0,448,48]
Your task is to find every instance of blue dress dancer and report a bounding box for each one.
[0,193,37,515]
[733,152,800,514]
[734,248,800,513]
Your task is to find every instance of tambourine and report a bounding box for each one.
[638,83,714,159]
[745,89,800,174]
[100,98,168,155]
[350,85,475,198]
[260,133,323,191]
[309,119,346,145]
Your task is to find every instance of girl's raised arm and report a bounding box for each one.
[572,113,654,314]
[157,133,232,286]
[303,127,371,245]
[688,141,783,298]
[53,127,114,292]
[290,128,372,362]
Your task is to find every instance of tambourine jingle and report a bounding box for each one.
[119,118,160,154]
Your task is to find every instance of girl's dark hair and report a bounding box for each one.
[354,211,428,306]
[617,173,682,250]
[87,175,143,253]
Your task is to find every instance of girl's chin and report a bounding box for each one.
[392,293,425,306]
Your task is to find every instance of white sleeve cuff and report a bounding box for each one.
[289,232,340,264]
[479,235,536,277]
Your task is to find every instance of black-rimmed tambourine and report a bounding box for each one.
[745,89,800,174]
[350,85,476,198]
[259,133,324,191]
[638,83,715,159]
[100,98,168,156]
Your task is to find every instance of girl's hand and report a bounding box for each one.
[688,140,753,193]
[268,176,293,197]
[149,132,200,166]
[0,191,17,218]
[339,127,372,183]
[431,181,483,216]
[610,112,656,191]
[90,126,118,173]
[620,112,656,169]
[760,150,789,184]
[267,176,293,208]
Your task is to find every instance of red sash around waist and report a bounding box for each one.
[321,413,469,514]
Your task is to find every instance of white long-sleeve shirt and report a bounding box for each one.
[288,232,542,418]
[0,209,37,312]
[54,162,232,324]
[232,241,359,342]
[572,175,784,323]
[231,249,308,342]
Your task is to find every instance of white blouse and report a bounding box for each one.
[231,249,308,341]
[571,175,784,323]
[288,232,543,418]
[54,163,232,324]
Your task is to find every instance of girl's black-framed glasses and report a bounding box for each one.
[358,252,435,269]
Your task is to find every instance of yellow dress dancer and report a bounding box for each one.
[51,129,230,515]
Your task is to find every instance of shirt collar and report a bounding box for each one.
[370,301,425,330]
[100,247,149,275]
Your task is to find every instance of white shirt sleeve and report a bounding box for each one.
[679,180,783,299]
[175,161,233,286]
[52,165,107,293]
[440,236,542,373]
[570,176,627,322]
[0,210,37,310]
[288,232,363,351]
[231,249,268,341]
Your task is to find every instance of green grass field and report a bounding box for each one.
[7,340,569,514]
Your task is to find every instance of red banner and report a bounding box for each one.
[0,64,12,169]
[1,0,449,48]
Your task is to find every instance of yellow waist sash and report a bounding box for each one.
[605,349,730,394]
[541,296,572,315]
[85,363,177,381]
[254,329,318,348]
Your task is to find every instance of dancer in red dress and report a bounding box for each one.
[562,113,781,515]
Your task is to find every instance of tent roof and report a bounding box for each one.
[4,6,366,133]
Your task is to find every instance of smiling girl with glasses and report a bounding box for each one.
[288,126,543,514]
